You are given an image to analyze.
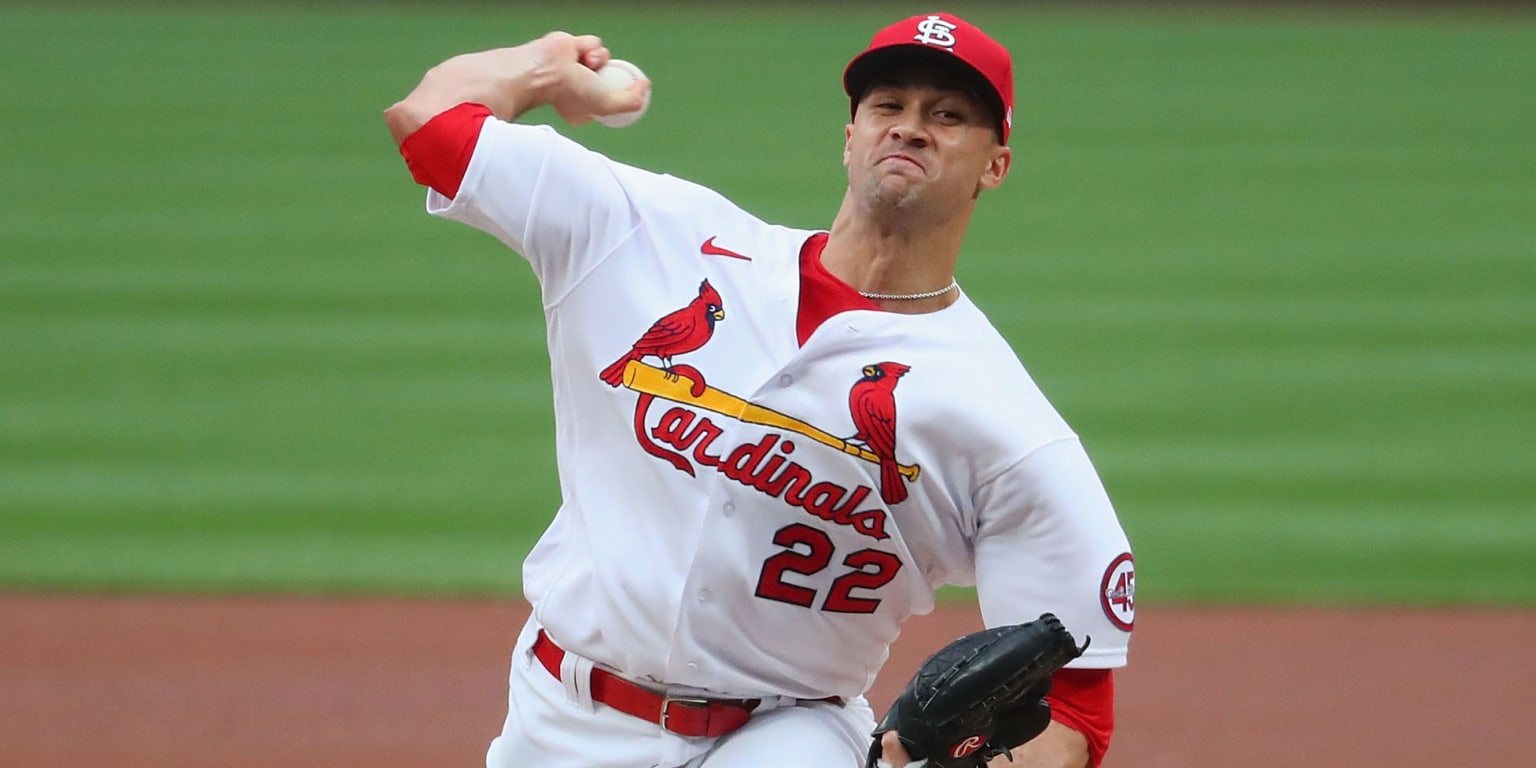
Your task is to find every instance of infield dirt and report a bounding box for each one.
[2,596,1531,767]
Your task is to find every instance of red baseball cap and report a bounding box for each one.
[843,13,1014,143]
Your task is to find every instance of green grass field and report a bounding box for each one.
[2,3,1532,604]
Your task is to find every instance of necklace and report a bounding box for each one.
[857,278,959,301]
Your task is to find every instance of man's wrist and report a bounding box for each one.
[385,45,543,145]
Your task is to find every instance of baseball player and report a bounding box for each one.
[384,12,1133,768]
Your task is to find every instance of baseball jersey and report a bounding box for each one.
[425,118,1134,700]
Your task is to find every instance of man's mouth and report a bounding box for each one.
[879,153,925,172]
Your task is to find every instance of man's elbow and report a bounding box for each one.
[383,99,426,147]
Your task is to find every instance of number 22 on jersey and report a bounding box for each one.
[754,523,903,614]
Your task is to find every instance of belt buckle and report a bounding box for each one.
[659,694,712,731]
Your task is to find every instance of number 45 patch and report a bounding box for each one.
[1100,552,1135,631]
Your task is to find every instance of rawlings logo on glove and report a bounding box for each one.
[866,613,1088,768]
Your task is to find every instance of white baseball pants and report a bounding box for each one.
[485,618,877,768]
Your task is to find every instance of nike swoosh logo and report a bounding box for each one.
[701,236,751,261]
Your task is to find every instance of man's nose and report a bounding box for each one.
[888,116,931,146]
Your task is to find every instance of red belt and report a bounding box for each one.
[533,630,758,737]
[533,630,841,739]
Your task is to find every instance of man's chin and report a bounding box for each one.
[863,177,924,212]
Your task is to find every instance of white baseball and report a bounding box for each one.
[592,59,650,128]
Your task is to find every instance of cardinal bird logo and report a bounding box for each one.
[600,279,726,388]
[848,361,912,505]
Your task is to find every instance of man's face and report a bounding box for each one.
[843,66,1011,217]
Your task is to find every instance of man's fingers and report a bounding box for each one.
[586,73,648,119]
[614,77,650,111]
[584,47,611,71]
[570,34,608,68]
[881,731,914,768]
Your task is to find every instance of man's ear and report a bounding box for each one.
[843,123,854,168]
[977,145,1012,193]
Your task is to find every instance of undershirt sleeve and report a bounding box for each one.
[1047,667,1115,766]
[396,102,493,200]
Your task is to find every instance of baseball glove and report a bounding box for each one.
[865,613,1088,768]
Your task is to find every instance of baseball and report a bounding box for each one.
[592,58,650,128]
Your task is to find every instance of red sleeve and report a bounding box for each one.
[1046,668,1115,767]
[396,102,493,200]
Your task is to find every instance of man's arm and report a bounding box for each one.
[988,721,1090,768]
[880,721,1089,768]
[382,31,649,146]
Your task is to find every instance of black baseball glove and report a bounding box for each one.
[866,613,1088,768]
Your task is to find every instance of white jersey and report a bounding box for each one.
[429,120,1134,701]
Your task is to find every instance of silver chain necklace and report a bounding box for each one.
[857,278,959,301]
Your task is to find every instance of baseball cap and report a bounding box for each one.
[842,13,1014,144]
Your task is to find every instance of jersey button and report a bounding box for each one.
[722,502,735,516]
[698,589,711,602]
[687,661,699,671]
[777,373,793,387]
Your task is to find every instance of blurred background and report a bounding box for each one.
[3,2,1534,766]
[3,0,1531,604]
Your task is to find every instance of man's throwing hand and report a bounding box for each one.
[527,32,651,126]
[384,31,651,144]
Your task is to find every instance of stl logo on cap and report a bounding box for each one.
[913,15,959,49]
[843,12,1015,143]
